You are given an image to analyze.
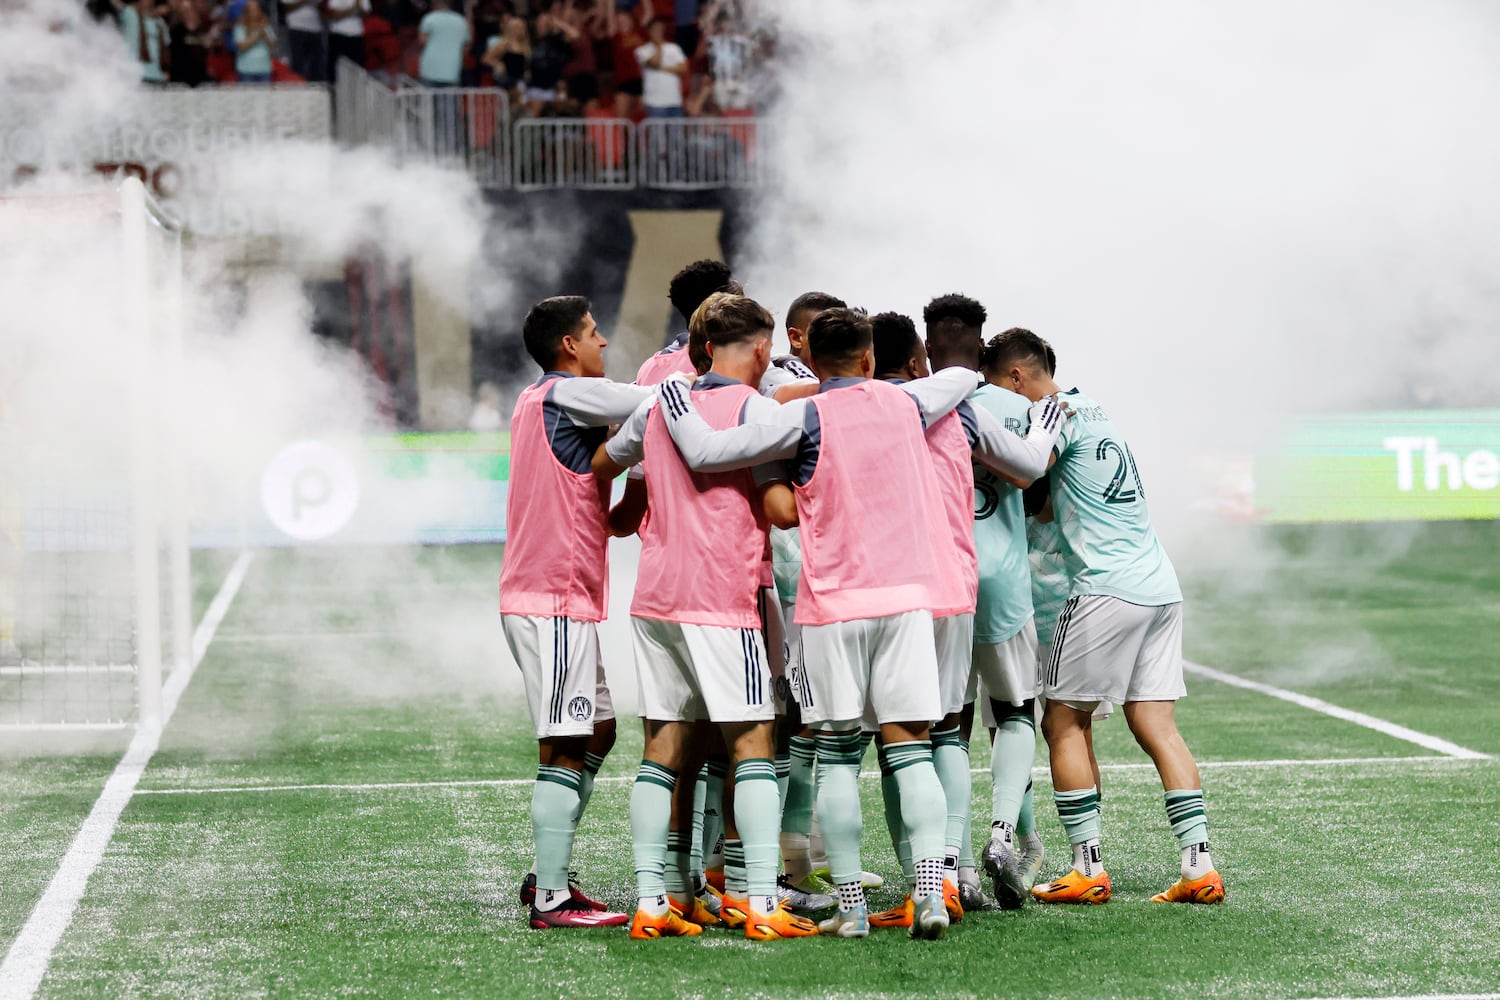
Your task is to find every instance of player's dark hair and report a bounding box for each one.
[807,307,872,369]
[923,293,988,332]
[985,327,1056,377]
[668,259,735,324]
[786,291,846,331]
[521,295,591,370]
[870,311,921,377]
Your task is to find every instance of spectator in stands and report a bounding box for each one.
[468,381,506,432]
[524,6,572,115]
[120,0,170,84]
[673,0,699,69]
[559,2,602,105]
[467,0,509,85]
[608,3,648,119]
[165,0,210,86]
[233,0,276,82]
[324,0,370,80]
[282,0,327,81]
[418,0,470,86]
[481,14,528,91]
[634,15,686,117]
[704,8,752,111]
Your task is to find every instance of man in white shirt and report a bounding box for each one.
[282,0,326,82]
[634,16,687,117]
[324,0,369,81]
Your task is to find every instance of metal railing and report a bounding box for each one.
[334,60,765,190]
[512,118,635,191]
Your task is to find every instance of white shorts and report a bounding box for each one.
[502,614,615,739]
[758,587,790,715]
[798,610,940,728]
[1035,638,1113,721]
[934,613,975,719]
[781,600,813,710]
[632,616,776,724]
[970,618,1040,709]
[1043,596,1185,707]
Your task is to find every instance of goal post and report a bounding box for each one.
[0,178,190,734]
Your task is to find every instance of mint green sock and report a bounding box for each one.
[733,757,781,900]
[1165,788,1209,847]
[533,765,583,893]
[723,839,748,896]
[699,757,728,871]
[1017,779,1036,837]
[774,752,791,810]
[990,701,1037,831]
[577,750,607,818]
[877,744,915,889]
[630,760,676,900]
[814,731,865,886]
[930,726,970,859]
[1054,786,1102,846]
[782,735,816,835]
[664,830,690,896]
[885,741,946,866]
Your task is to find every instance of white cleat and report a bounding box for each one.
[818,904,870,938]
[911,893,949,940]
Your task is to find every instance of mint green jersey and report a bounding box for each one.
[1026,517,1069,648]
[1050,390,1181,605]
[770,525,801,606]
[970,384,1034,643]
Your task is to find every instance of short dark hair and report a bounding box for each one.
[984,327,1056,376]
[521,295,591,370]
[807,307,872,369]
[923,293,988,332]
[786,291,846,331]
[870,311,921,376]
[669,259,735,324]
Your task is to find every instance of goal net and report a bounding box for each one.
[0,179,191,733]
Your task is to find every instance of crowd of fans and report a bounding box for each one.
[87,0,774,121]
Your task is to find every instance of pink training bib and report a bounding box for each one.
[925,408,979,616]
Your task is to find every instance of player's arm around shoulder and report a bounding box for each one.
[590,395,653,480]
[551,376,654,427]
[655,374,803,473]
[901,365,982,425]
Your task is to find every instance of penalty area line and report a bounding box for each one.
[0,550,255,1000]
[1185,661,1489,761]
[131,752,1478,798]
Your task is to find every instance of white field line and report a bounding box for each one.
[1301,994,1500,1000]
[1185,661,1490,760]
[131,753,1481,798]
[0,550,254,1000]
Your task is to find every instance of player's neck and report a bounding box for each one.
[707,361,751,385]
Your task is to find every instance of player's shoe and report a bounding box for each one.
[817,905,870,938]
[942,878,964,923]
[811,866,884,890]
[667,893,722,927]
[1031,869,1112,905]
[695,880,724,919]
[958,878,993,913]
[705,869,726,892]
[1018,842,1047,893]
[1151,870,1226,904]
[530,897,630,929]
[745,905,820,940]
[718,893,749,930]
[983,838,1028,911]
[910,893,949,941]
[777,875,835,913]
[785,871,837,897]
[630,907,703,939]
[519,871,607,911]
[868,895,913,929]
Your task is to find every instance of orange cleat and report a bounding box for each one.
[943,878,964,923]
[718,893,749,930]
[668,894,722,926]
[1031,869,1112,905]
[1151,870,1226,904]
[868,895,913,929]
[705,869,726,892]
[744,905,820,940]
[630,907,704,939]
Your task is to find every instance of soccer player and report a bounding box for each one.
[867,305,1063,924]
[497,295,650,929]
[595,293,819,941]
[655,308,1064,939]
[759,291,844,402]
[635,259,740,386]
[985,328,1226,906]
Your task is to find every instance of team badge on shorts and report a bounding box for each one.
[568,696,593,722]
[774,675,792,704]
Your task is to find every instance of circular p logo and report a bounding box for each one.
[261,440,360,541]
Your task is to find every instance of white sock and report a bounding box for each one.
[780,832,812,879]
[1071,839,1103,878]
[638,893,669,917]
[536,887,569,912]
[992,820,1015,851]
[836,880,865,912]
[915,857,945,901]
[751,893,776,915]
[1182,842,1214,879]
[943,853,959,881]
[958,865,980,889]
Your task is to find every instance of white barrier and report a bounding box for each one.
[638,116,764,190]
[512,118,635,191]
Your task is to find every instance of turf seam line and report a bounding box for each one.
[0,550,255,1000]
[130,753,1476,797]
[1184,660,1490,760]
